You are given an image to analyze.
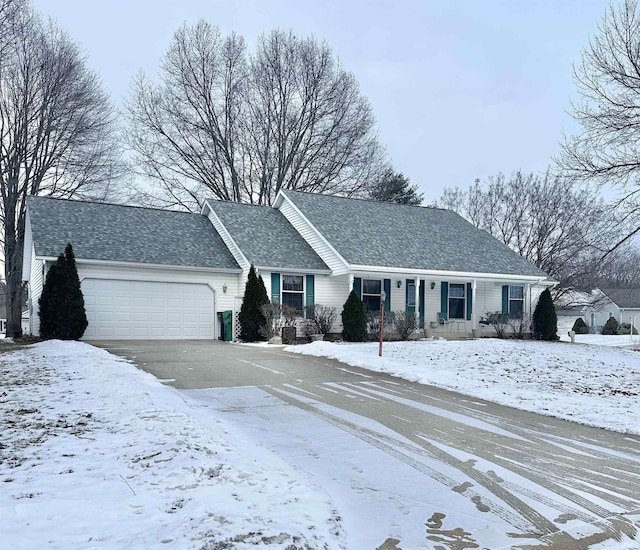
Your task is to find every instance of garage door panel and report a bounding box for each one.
[81,279,215,340]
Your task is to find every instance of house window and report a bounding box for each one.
[449,283,465,319]
[282,275,304,312]
[509,285,524,318]
[362,279,382,312]
[407,281,416,308]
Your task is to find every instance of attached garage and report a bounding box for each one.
[82,279,215,340]
[23,197,242,341]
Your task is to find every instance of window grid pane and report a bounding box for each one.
[449,298,465,319]
[363,295,381,313]
[283,275,303,292]
[362,279,381,294]
[282,292,303,311]
[449,283,465,298]
[509,285,524,299]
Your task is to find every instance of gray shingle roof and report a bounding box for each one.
[28,196,240,270]
[209,200,329,271]
[283,190,550,278]
[601,288,640,309]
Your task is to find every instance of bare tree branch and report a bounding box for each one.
[0,1,121,336]
[126,23,385,210]
[434,171,624,295]
[557,0,640,246]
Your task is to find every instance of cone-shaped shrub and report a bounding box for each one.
[571,317,588,335]
[341,290,367,342]
[39,243,88,340]
[239,265,269,341]
[601,316,619,335]
[532,288,558,341]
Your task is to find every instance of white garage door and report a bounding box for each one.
[81,279,215,340]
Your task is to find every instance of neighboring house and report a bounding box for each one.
[556,288,640,333]
[23,190,555,341]
[591,288,640,331]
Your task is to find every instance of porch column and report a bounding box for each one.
[348,273,354,293]
[472,279,477,329]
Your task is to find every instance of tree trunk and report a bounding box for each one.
[5,236,24,338]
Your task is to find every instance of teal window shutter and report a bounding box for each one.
[353,277,361,298]
[383,279,391,312]
[271,273,281,303]
[419,281,425,328]
[440,282,449,320]
[305,275,314,307]
[466,283,473,320]
[502,285,509,314]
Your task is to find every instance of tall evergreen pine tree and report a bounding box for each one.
[532,288,558,341]
[239,265,269,342]
[39,243,88,340]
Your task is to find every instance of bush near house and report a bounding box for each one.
[304,305,337,337]
[239,265,269,342]
[572,317,589,334]
[618,322,637,335]
[394,310,417,341]
[341,291,367,342]
[39,243,88,340]
[532,288,558,341]
[601,317,619,335]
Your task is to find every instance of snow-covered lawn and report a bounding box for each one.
[286,337,640,435]
[0,341,342,550]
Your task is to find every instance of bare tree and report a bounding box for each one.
[126,23,384,210]
[435,171,620,294]
[557,0,640,249]
[0,2,120,336]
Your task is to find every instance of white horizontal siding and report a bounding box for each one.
[28,247,44,336]
[278,199,349,275]
[315,275,350,333]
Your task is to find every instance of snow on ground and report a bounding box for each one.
[0,341,343,550]
[286,338,640,435]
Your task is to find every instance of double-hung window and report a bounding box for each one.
[362,279,382,312]
[509,286,524,318]
[282,275,304,313]
[448,283,465,319]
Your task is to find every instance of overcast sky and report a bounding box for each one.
[32,0,610,203]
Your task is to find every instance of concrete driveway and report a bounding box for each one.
[94,340,640,549]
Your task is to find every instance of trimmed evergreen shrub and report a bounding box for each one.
[571,317,589,335]
[341,290,367,342]
[602,317,619,335]
[532,288,558,341]
[39,243,88,340]
[239,265,269,342]
[618,322,638,335]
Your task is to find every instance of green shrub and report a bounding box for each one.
[239,265,269,342]
[571,318,589,335]
[341,290,367,342]
[532,289,558,341]
[39,243,88,340]
[601,317,619,335]
[618,322,638,335]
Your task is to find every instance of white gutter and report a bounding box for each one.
[255,265,332,275]
[349,265,553,284]
[36,256,242,274]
